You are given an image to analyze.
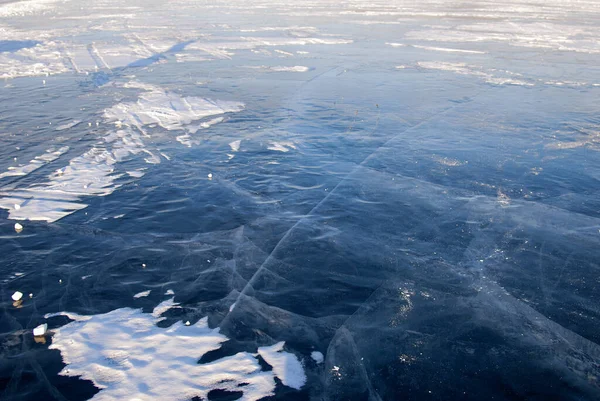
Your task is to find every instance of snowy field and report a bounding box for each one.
[1,1,600,400]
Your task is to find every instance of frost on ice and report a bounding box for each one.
[46,299,306,401]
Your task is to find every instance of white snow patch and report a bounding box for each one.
[45,300,305,400]
[0,147,69,179]
[133,290,151,299]
[257,342,307,390]
[0,82,243,223]
[33,323,47,336]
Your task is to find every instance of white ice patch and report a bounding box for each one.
[0,146,69,179]
[0,0,61,18]
[250,65,309,73]
[229,140,242,152]
[405,21,600,54]
[104,83,243,134]
[133,290,151,298]
[417,61,533,86]
[176,116,226,147]
[46,299,305,401]
[0,41,71,79]
[311,351,324,364]
[268,141,296,152]
[257,342,306,390]
[33,323,47,336]
[55,120,81,131]
[0,82,243,222]
[411,45,486,54]
[0,130,144,222]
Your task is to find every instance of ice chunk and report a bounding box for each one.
[229,139,241,152]
[14,222,23,232]
[11,291,23,301]
[33,323,47,337]
[133,290,151,298]
[311,351,324,364]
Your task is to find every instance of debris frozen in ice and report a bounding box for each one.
[33,323,47,337]
[11,291,23,301]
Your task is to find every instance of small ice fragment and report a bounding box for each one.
[14,223,23,233]
[185,321,191,326]
[133,290,151,298]
[42,80,46,85]
[207,173,213,179]
[229,140,241,152]
[164,289,174,296]
[311,351,324,364]
[142,263,146,268]
[14,204,21,210]
[33,323,47,336]
[229,303,236,312]
[59,279,62,284]
[29,293,33,298]
[12,291,23,301]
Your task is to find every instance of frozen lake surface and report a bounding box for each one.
[1,0,600,400]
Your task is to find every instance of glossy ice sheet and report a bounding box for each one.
[1,1,600,400]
